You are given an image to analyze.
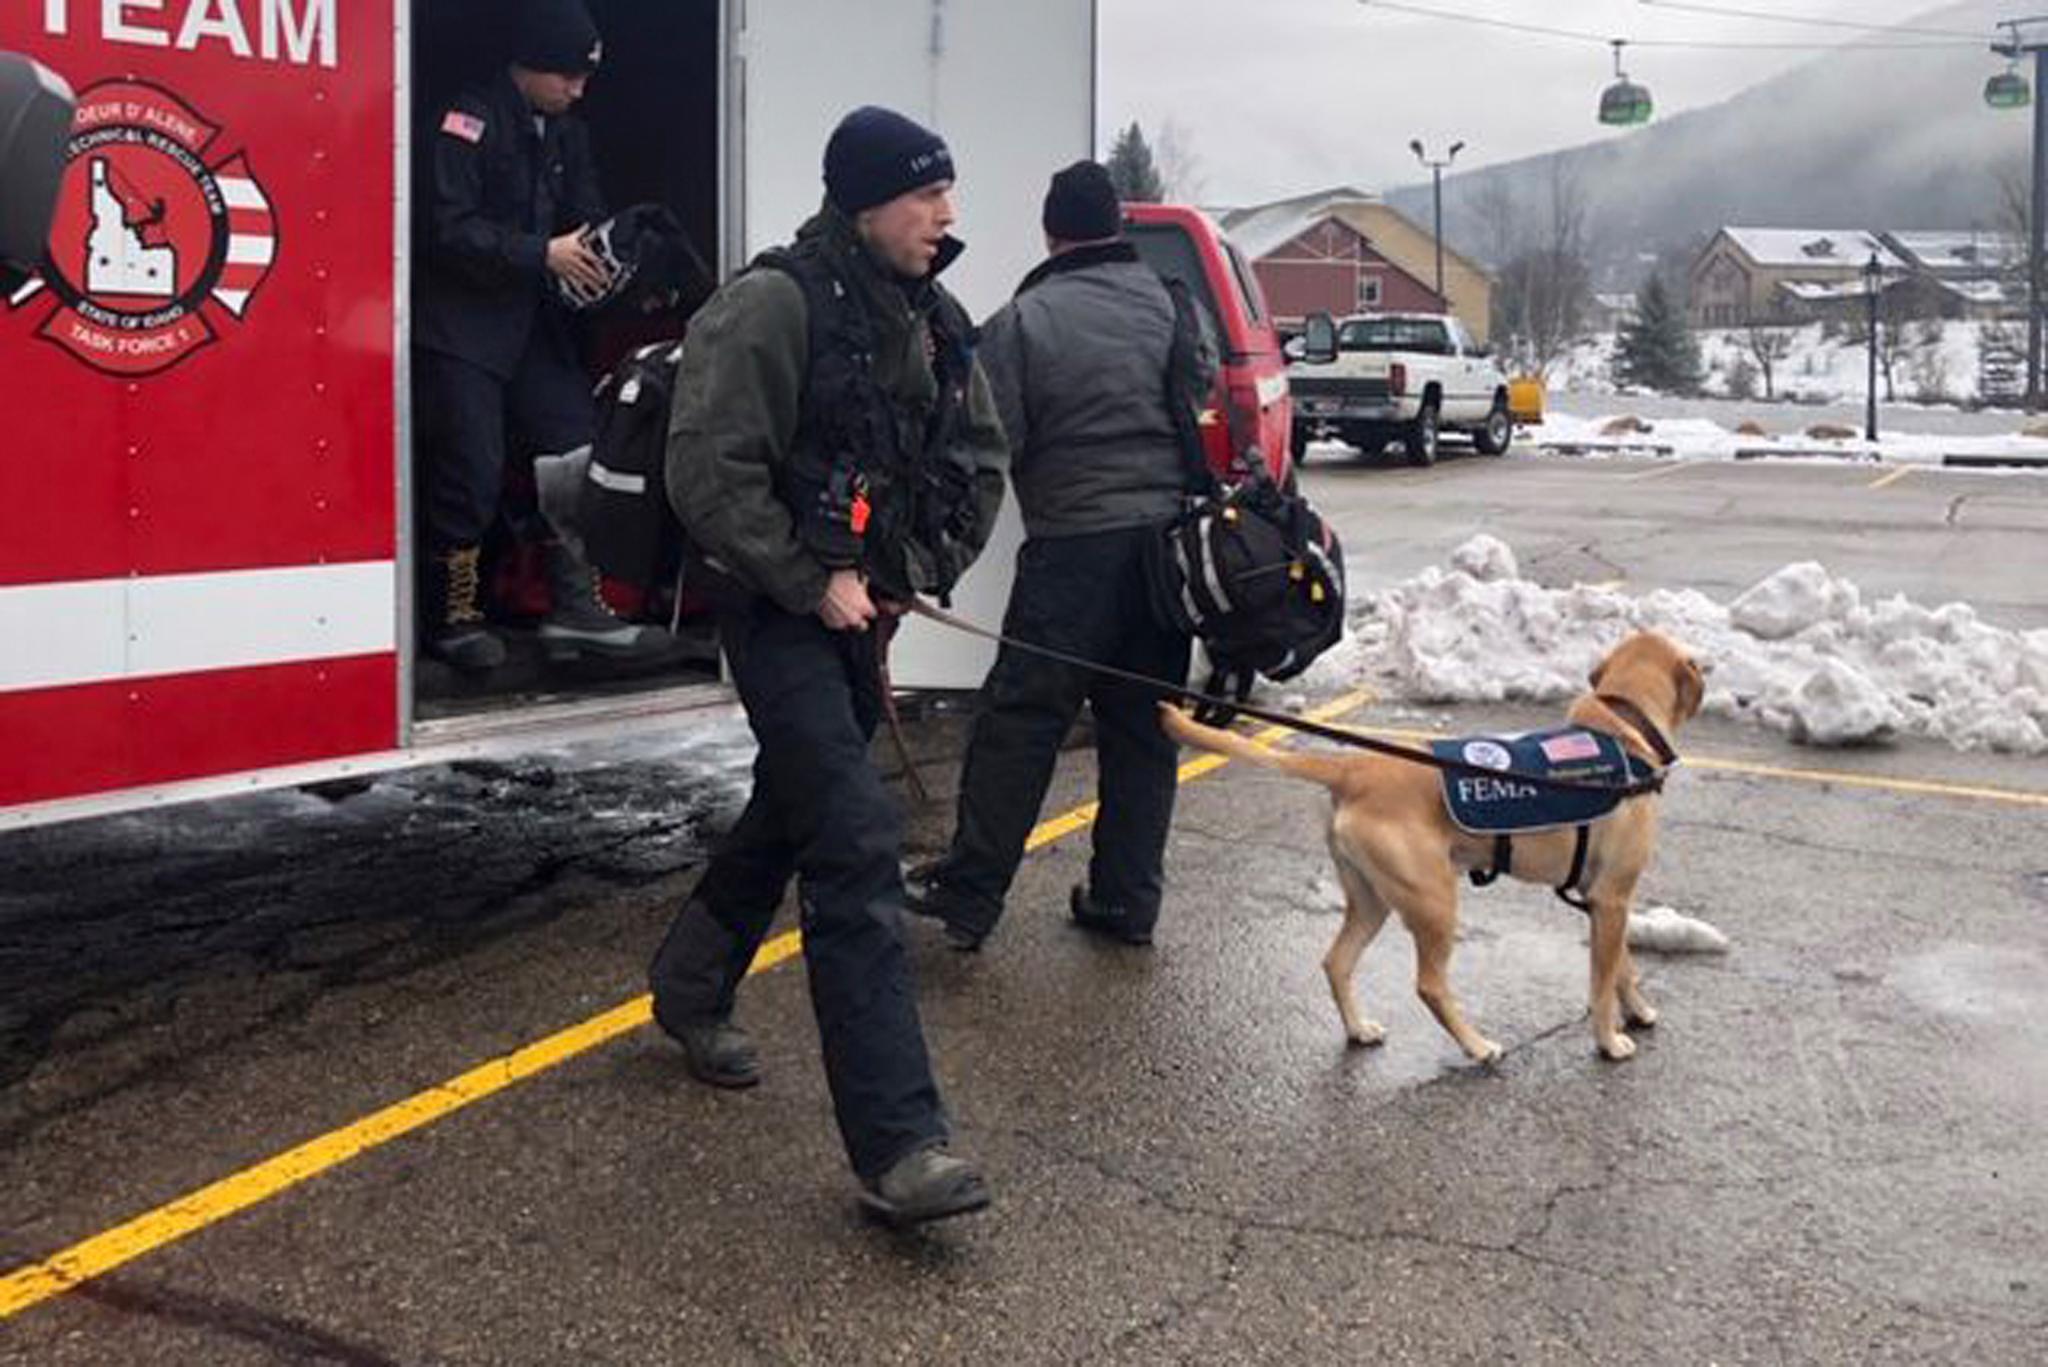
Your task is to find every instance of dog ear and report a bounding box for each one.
[1673,656,1705,720]
[1588,657,1609,690]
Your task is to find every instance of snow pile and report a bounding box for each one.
[1531,410,2048,467]
[1625,905,1731,955]
[1306,536,2048,756]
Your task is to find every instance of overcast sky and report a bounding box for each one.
[1098,0,2005,206]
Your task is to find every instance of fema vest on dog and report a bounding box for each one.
[1432,727,1658,835]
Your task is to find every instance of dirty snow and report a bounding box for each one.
[1301,536,2048,756]
[1625,905,1731,955]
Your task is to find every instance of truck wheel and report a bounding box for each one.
[1473,398,1512,456]
[1404,402,1440,467]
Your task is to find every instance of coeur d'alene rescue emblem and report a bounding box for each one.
[5,79,276,377]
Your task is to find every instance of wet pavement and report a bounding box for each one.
[3,456,2045,1363]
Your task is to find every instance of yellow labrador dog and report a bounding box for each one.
[1161,630,1705,1064]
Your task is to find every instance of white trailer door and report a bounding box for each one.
[729,0,1098,689]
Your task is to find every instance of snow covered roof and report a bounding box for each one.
[1775,279,1874,302]
[1885,231,2024,274]
[1721,227,1904,270]
[1935,278,2016,306]
[1592,292,1637,311]
[1217,186,1380,262]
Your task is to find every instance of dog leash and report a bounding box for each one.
[905,600,1671,798]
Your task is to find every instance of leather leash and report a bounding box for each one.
[905,599,1672,798]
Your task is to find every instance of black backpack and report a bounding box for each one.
[1143,281,1346,720]
[577,339,686,592]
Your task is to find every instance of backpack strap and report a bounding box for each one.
[1161,276,1217,497]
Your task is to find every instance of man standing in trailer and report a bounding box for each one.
[647,107,1009,1226]
[414,0,669,671]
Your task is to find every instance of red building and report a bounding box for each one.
[1216,187,1493,343]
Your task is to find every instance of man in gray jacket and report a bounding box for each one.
[909,160,1214,952]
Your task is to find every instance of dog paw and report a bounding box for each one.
[1471,1038,1504,1065]
[1598,1033,1637,1062]
[1346,1021,1387,1049]
[1625,1003,1660,1030]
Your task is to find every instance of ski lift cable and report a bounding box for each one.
[1356,0,1985,50]
[1636,0,1990,43]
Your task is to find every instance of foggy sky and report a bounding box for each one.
[1098,0,2014,206]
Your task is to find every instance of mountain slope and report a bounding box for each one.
[1387,1,2027,276]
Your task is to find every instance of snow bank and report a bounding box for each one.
[1553,320,2011,408]
[1304,536,2048,756]
[1532,410,2048,467]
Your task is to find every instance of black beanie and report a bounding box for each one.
[1042,160,1122,242]
[515,0,602,75]
[824,106,954,215]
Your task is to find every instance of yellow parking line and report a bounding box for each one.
[0,688,1376,1320]
[1685,754,2048,808]
[1867,465,1914,490]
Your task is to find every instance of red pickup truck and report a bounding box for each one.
[1121,203,1297,489]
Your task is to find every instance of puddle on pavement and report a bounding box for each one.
[1886,943,2047,1022]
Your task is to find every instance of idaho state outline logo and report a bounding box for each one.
[6,79,277,378]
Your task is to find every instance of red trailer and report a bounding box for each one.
[1,1,1099,830]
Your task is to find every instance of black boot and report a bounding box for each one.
[424,545,506,673]
[653,1009,761,1090]
[1069,884,1154,946]
[859,1144,991,1227]
[903,878,991,953]
[538,541,676,663]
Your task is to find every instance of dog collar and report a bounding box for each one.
[1594,694,1680,769]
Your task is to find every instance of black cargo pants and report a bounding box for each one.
[931,525,1192,940]
[647,599,948,1181]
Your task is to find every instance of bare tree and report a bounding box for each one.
[1993,155,2029,244]
[1743,321,1793,400]
[1471,176,1521,270]
[1519,161,1592,376]
[1153,118,1207,205]
[1878,296,1913,402]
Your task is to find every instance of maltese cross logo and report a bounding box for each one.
[6,80,278,378]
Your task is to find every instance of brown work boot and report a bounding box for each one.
[425,545,506,673]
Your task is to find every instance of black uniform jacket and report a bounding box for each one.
[416,70,606,379]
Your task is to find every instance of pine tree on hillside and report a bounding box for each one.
[1105,122,1164,202]
[1613,275,1703,395]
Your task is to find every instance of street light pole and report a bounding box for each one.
[1409,138,1464,309]
[1864,253,1881,442]
[1993,22,2048,406]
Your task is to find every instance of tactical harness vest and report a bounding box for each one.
[753,240,981,604]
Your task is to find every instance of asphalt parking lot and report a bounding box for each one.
[3,452,2044,1364]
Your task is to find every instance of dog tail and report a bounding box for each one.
[1157,703,1354,792]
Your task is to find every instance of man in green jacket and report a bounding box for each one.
[647,106,1007,1226]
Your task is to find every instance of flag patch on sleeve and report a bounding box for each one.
[440,111,486,143]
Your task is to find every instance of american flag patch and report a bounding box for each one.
[1540,731,1603,762]
[440,110,486,143]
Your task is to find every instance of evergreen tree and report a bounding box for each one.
[1105,121,1164,202]
[1613,274,1703,394]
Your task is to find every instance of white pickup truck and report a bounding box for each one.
[1287,312,1513,466]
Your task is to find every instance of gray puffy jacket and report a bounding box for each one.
[978,242,1215,540]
